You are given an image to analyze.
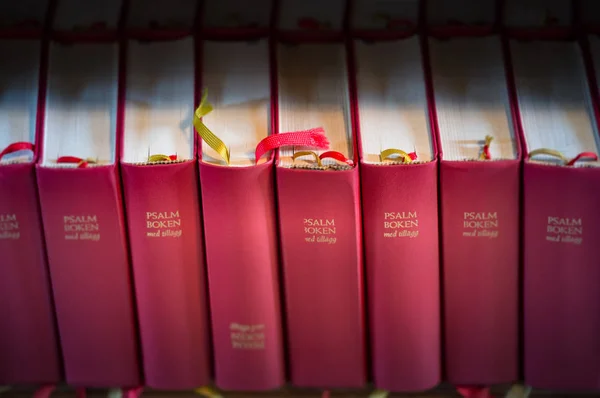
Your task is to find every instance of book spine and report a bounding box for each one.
[0,164,61,385]
[440,160,519,384]
[121,161,211,389]
[361,162,441,391]
[276,167,366,388]
[199,161,285,391]
[36,165,140,387]
[524,163,600,389]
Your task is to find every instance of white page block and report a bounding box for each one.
[201,40,270,166]
[355,37,433,164]
[277,43,352,167]
[0,40,40,163]
[123,38,195,164]
[430,36,517,161]
[511,40,600,164]
[43,43,118,166]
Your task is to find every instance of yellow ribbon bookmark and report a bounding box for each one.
[380,148,413,163]
[528,148,568,163]
[148,154,173,163]
[78,158,98,167]
[292,150,322,167]
[505,384,532,398]
[194,386,222,398]
[194,89,230,165]
[369,389,389,398]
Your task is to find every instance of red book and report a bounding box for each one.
[198,38,285,391]
[36,40,140,387]
[352,35,441,391]
[275,42,367,388]
[0,39,61,386]
[428,34,521,384]
[120,35,211,389]
[511,34,600,390]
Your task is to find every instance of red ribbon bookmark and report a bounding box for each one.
[254,127,330,163]
[0,142,35,161]
[123,387,144,398]
[456,386,492,398]
[319,151,354,166]
[56,156,94,168]
[566,151,598,166]
[32,385,56,398]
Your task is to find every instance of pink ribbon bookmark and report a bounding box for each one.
[32,385,56,398]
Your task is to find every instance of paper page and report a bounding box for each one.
[355,37,433,164]
[43,43,118,166]
[123,38,195,163]
[511,40,600,164]
[430,36,517,161]
[201,40,270,166]
[0,40,40,163]
[277,43,352,167]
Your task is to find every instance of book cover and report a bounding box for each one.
[275,41,366,388]
[428,33,520,384]
[0,38,61,386]
[120,33,211,389]
[510,33,600,390]
[36,38,140,387]
[352,35,440,391]
[198,38,285,391]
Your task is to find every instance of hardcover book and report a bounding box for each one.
[198,38,285,391]
[275,41,366,388]
[428,34,520,384]
[36,38,140,387]
[352,35,440,391]
[511,33,600,390]
[120,33,211,389]
[0,38,61,386]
